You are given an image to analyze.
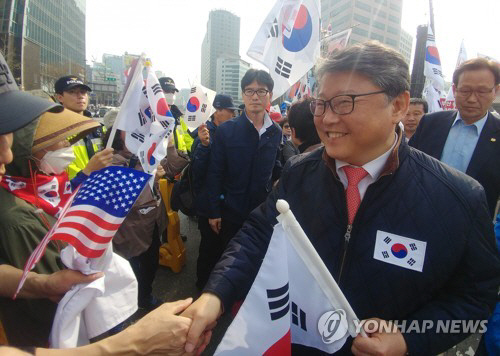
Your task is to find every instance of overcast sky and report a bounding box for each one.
[86,0,500,89]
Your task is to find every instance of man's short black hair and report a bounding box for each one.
[409,97,428,113]
[288,97,320,145]
[241,69,274,92]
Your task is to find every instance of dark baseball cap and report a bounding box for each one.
[54,75,92,94]
[158,77,179,92]
[0,52,62,135]
[213,94,238,110]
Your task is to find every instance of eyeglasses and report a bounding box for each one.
[310,90,386,116]
[455,87,495,98]
[243,88,270,97]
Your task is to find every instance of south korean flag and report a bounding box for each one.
[247,0,321,98]
[184,84,216,131]
[373,231,427,272]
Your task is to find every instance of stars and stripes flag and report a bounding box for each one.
[215,200,363,355]
[247,0,321,99]
[14,166,151,298]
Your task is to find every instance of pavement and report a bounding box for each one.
[149,213,482,356]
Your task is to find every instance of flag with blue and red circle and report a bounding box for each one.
[247,0,321,99]
[374,230,427,272]
[184,84,216,130]
[424,26,444,91]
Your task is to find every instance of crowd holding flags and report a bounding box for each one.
[247,0,321,99]
[215,201,364,355]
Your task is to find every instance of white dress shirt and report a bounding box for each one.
[335,133,398,200]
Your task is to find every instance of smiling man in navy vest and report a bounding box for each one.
[410,58,500,218]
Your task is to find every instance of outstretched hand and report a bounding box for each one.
[181,293,222,354]
[123,298,195,355]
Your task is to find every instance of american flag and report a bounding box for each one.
[50,166,151,258]
[14,166,151,298]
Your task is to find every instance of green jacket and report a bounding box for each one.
[0,118,61,347]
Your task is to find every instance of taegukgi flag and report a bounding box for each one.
[184,84,216,131]
[215,200,362,355]
[247,0,321,99]
[424,25,444,91]
[109,57,175,182]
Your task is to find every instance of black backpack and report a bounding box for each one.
[170,163,197,216]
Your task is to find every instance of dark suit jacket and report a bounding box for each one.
[409,110,500,218]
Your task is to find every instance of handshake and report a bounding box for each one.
[114,293,222,356]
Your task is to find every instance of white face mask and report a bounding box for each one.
[39,146,75,175]
[164,93,176,105]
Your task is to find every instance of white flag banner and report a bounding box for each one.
[115,57,147,133]
[424,26,444,91]
[136,66,176,180]
[423,82,443,113]
[184,84,216,131]
[444,40,468,110]
[444,87,456,110]
[247,0,321,99]
[322,27,351,56]
[215,200,362,355]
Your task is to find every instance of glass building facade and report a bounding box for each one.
[201,9,240,91]
[0,0,86,91]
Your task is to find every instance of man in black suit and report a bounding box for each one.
[410,58,500,218]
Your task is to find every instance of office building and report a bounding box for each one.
[0,0,86,91]
[399,28,413,64]
[216,56,251,106]
[201,9,240,91]
[321,0,410,58]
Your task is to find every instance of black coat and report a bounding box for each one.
[409,110,500,218]
[205,138,500,355]
[205,112,282,224]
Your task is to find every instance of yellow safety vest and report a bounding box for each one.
[175,117,193,153]
[66,138,101,179]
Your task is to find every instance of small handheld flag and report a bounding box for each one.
[14,166,151,298]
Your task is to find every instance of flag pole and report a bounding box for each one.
[276,199,368,338]
[106,54,145,149]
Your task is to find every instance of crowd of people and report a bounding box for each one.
[0,39,499,355]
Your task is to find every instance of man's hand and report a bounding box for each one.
[181,293,222,353]
[82,148,114,175]
[351,318,407,356]
[26,269,103,302]
[209,218,222,234]
[198,123,210,147]
[121,298,194,355]
[155,165,166,181]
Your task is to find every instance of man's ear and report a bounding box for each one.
[391,91,410,124]
[55,93,64,104]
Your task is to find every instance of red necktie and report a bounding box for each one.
[342,166,369,224]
